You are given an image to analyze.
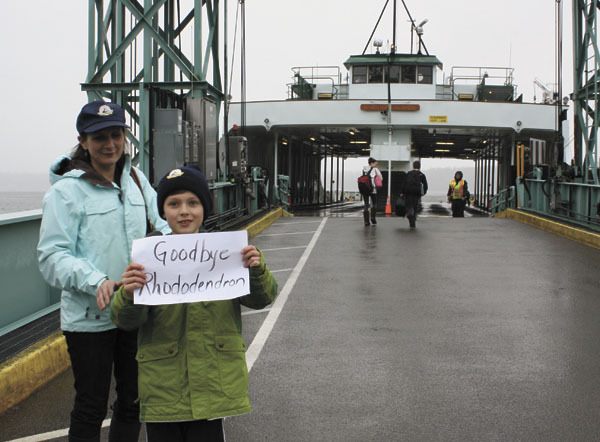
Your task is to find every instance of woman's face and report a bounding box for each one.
[163,191,205,234]
[79,127,125,172]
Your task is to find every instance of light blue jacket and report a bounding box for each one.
[37,154,169,332]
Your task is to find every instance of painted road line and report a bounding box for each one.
[258,231,317,237]
[242,308,272,316]
[261,245,307,252]
[246,217,328,372]
[7,420,110,442]
[269,220,323,225]
[270,268,294,273]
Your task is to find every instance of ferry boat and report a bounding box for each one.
[227,41,558,213]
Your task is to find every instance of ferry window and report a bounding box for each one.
[388,65,400,83]
[401,65,416,83]
[368,65,384,83]
[353,65,367,84]
[417,65,433,84]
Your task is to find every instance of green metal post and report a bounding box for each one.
[572,0,600,184]
[83,0,224,177]
[87,0,95,83]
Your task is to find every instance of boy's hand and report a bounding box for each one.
[241,245,261,268]
[96,279,119,310]
[121,263,147,298]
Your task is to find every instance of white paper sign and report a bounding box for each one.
[131,231,249,305]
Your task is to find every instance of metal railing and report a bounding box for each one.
[0,211,60,337]
[516,178,600,231]
[491,186,516,215]
[287,66,345,100]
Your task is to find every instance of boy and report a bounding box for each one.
[111,166,278,441]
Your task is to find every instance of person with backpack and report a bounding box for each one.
[358,157,383,226]
[447,170,470,217]
[402,160,428,229]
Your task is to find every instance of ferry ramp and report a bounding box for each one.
[2,207,600,441]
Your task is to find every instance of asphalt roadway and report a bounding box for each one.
[2,203,600,441]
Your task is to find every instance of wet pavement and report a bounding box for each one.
[2,205,600,441]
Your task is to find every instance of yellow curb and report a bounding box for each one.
[496,208,600,250]
[1,208,288,415]
[0,331,69,415]
[246,207,287,237]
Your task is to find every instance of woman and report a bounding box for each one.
[362,157,383,226]
[37,100,168,441]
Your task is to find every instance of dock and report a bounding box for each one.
[2,205,600,441]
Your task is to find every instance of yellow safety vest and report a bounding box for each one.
[450,179,465,199]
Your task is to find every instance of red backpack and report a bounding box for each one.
[357,168,373,194]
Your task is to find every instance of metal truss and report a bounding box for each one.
[572,0,600,184]
[82,0,223,174]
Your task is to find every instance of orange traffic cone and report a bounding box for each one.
[385,196,392,216]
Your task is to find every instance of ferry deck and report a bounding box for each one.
[2,203,600,441]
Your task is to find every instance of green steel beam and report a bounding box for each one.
[572,0,600,184]
[84,0,223,176]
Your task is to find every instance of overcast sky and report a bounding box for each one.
[0,0,570,178]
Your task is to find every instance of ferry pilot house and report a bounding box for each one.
[351,64,433,85]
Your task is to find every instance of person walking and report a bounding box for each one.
[257,167,271,210]
[37,100,169,442]
[447,170,470,217]
[402,160,428,229]
[360,157,383,226]
[111,166,278,442]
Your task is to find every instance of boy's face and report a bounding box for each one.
[163,191,204,234]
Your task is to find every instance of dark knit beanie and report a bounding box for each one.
[156,166,212,218]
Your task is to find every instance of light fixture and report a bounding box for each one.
[361,148,371,152]
[373,39,383,54]
[350,140,368,144]
[435,141,454,145]
[309,137,316,142]
[416,18,428,36]
[434,149,450,153]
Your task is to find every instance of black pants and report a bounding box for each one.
[405,194,420,227]
[451,198,466,217]
[362,192,377,209]
[362,193,377,224]
[64,329,140,442]
[146,419,225,442]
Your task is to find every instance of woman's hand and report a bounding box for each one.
[241,245,261,268]
[96,279,119,310]
[120,263,147,298]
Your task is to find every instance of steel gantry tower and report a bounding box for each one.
[572,0,600,184]
[82,0,224,178]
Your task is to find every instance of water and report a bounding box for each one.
[0,192,45,215]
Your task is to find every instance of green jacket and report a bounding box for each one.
[111,257,278,422]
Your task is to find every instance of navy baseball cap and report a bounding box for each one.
[76,100,128,134]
